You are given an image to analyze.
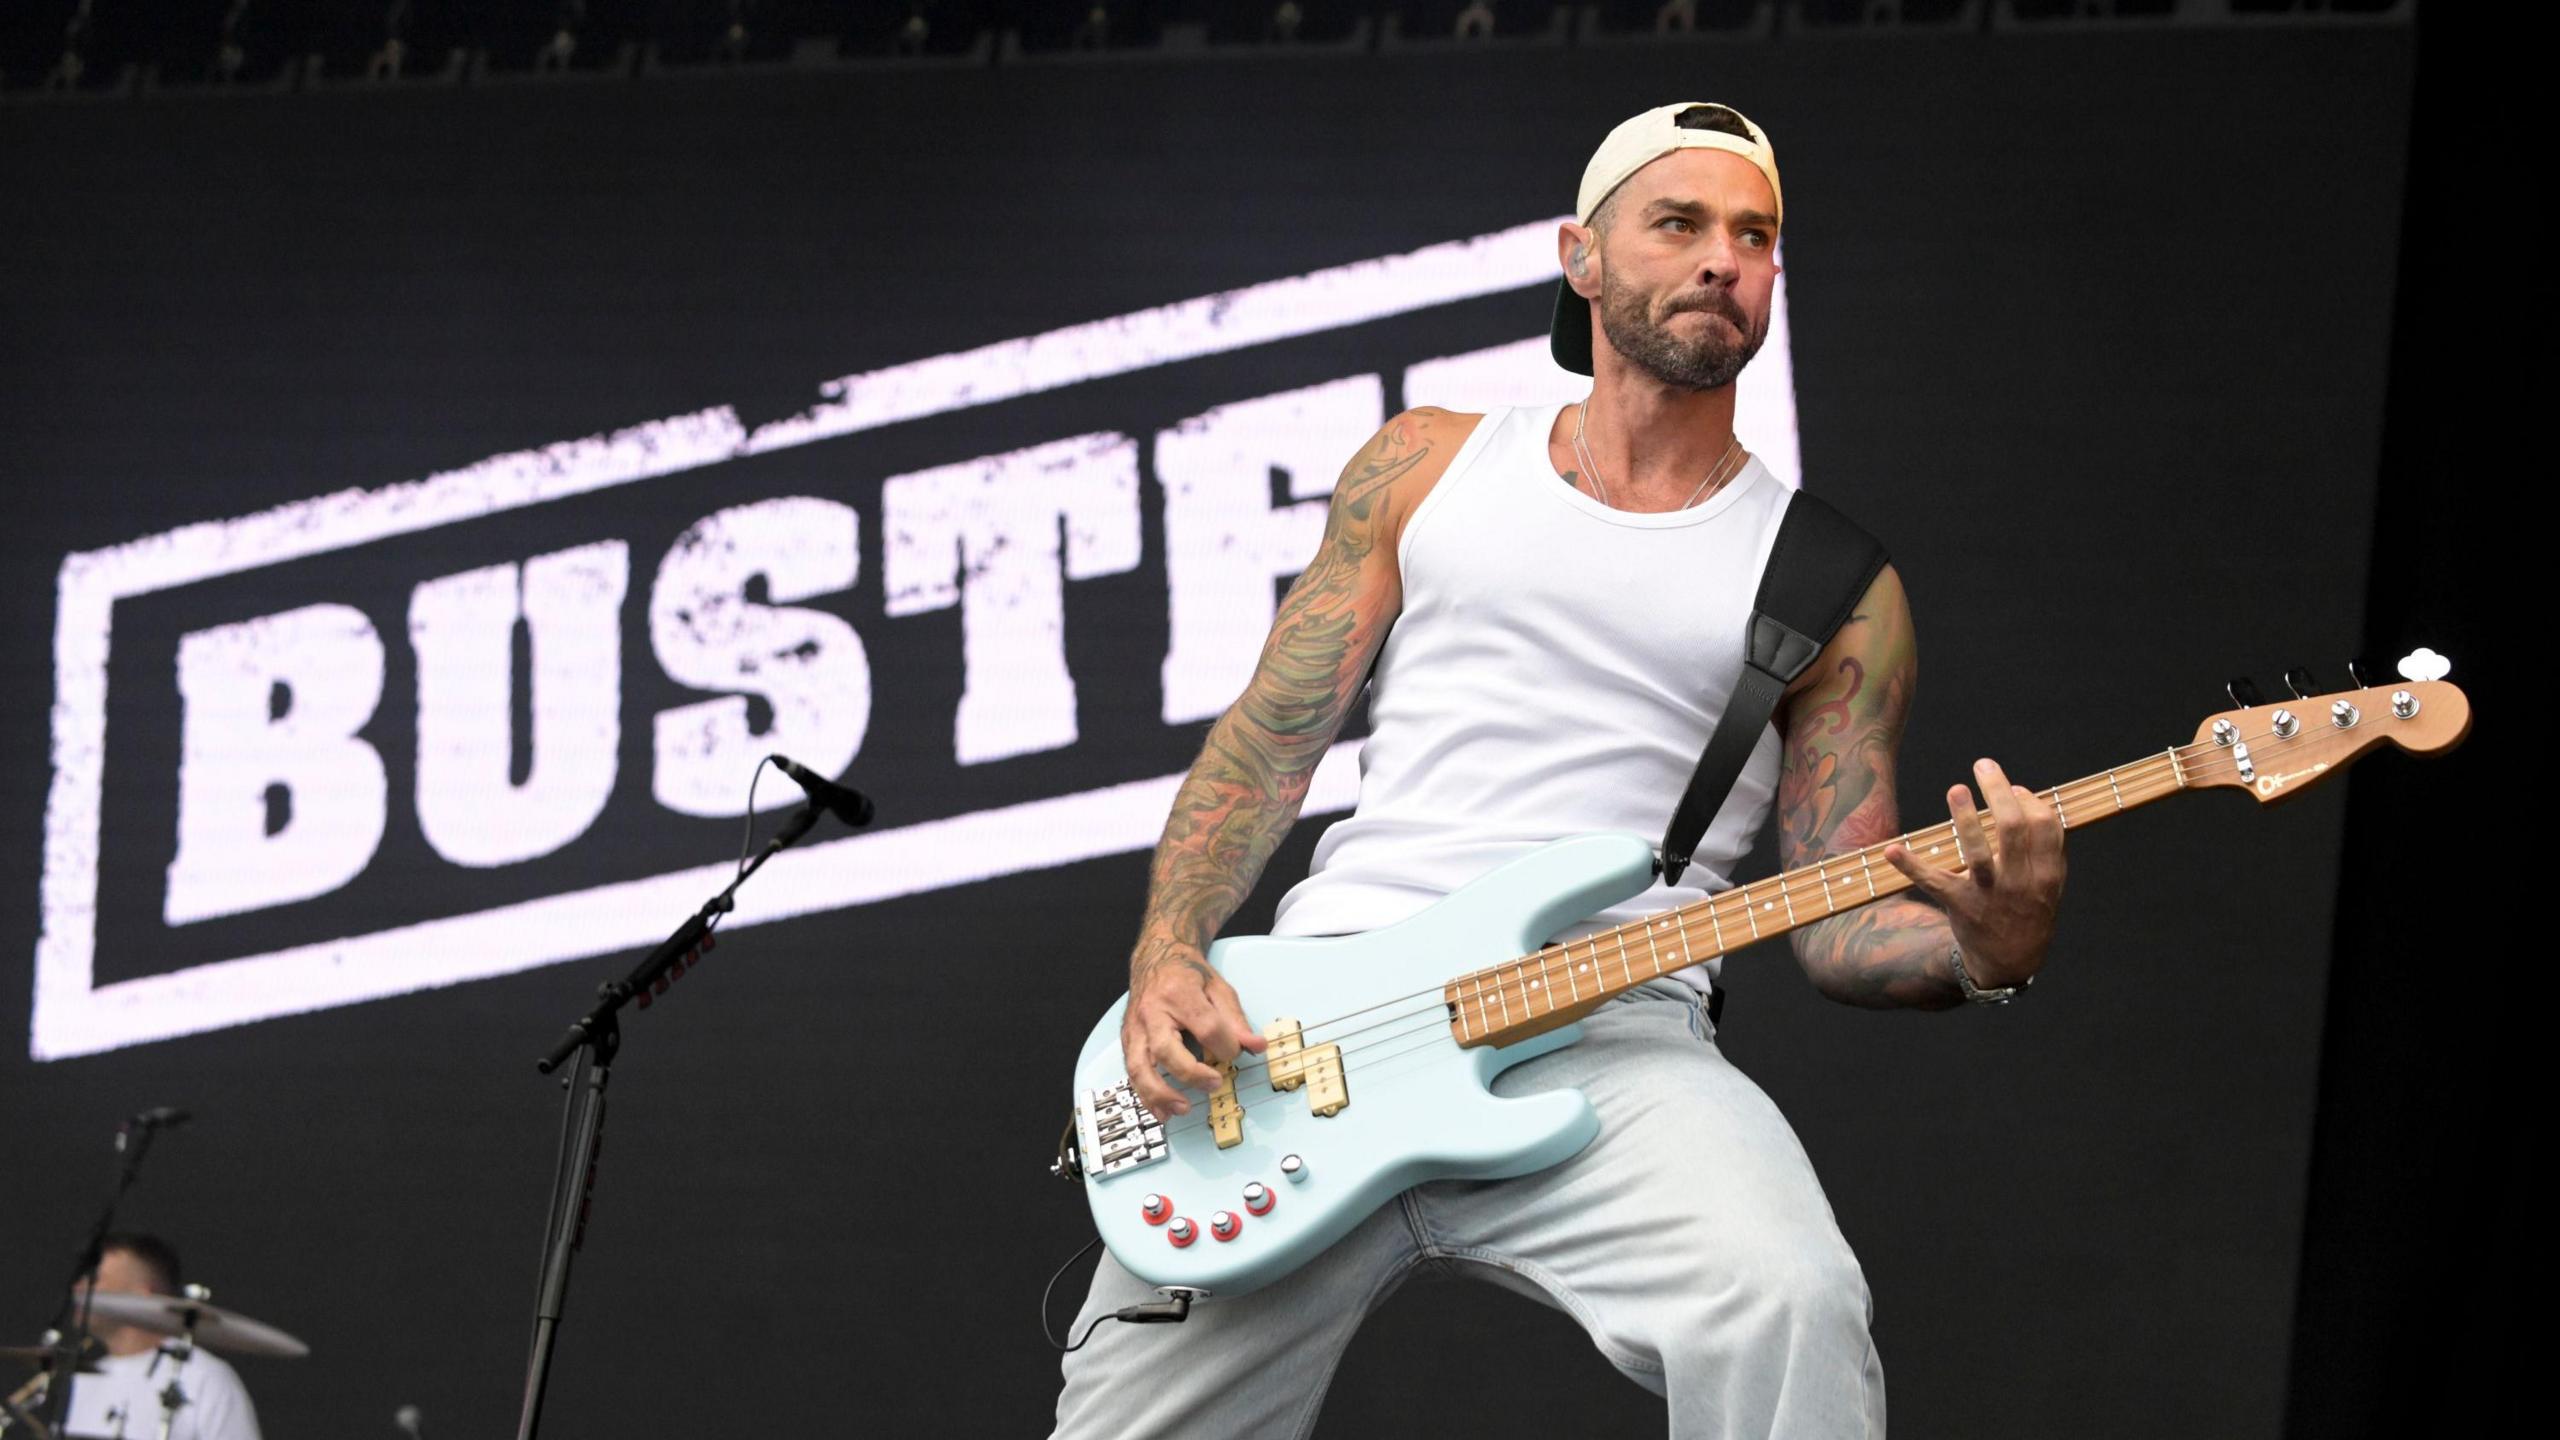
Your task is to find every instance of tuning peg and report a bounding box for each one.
[2283,667,2316,700]
[2346,658,2373,688]
[2226,676,2264,709]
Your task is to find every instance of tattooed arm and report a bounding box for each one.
[1120,408,1474,1117]
[1775,565,2065,1009]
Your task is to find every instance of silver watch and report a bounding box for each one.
[1950,943,2031,1005]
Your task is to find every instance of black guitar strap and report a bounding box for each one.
[1660,489,1889,897]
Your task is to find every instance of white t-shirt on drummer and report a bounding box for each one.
[60,1345,261,1440]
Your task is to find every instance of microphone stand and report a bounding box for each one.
[514,800,838,1440]
[38,1117,170,1434]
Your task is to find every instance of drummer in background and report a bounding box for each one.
[63,1234,260,1440]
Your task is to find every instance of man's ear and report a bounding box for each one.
[1558,222,1601,300]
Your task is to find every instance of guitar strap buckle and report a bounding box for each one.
[1659,490,1886,890]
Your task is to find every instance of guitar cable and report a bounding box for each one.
[1041,1235,1195,1351]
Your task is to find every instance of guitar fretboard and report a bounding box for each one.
[1443,742,2208,1047]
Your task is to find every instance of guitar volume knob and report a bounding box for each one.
[1244,1183,1274,1216]
[1210,1211,1241,1241]
[1167,1217,1197,1248]
[1141,1194,1172,1225]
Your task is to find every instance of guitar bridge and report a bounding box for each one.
[1074,1080,1170,1179]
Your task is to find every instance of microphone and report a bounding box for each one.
[395,1404,425,1438]
[769,755,874,829]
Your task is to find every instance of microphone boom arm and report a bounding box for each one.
[518,777,863,1440]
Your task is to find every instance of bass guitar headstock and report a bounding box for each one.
[2183,650,2470,805]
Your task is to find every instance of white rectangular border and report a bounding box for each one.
[34,220,1576,1061]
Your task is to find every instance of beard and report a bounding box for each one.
[1596,268,1767,391]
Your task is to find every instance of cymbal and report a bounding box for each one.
[79,1293,308,1359]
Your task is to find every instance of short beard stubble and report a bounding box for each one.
[1593,247,1769,392]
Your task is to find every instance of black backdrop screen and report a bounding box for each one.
[1,26,2411,1438]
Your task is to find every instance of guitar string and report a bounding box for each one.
[1428,738,2218,1034]
[1148,729,2228,1125]
[1167,743,2183,1118]
[1273,746,2163,1050]
[1173,729,2212,1085]
[1147,761,2282,1146]
[1142,744,2217,1143]
[1355,709,2314,1020]
[1143,744,2243,1146]
[1149,1012,1506,1142]
[1188,1019,1499,1143]
[1127,743,2137,1152]
[1129,705,2358,1141]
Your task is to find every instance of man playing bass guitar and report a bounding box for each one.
[1052,102,2067,1439]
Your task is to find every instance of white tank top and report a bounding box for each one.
[1270,402,1797,989]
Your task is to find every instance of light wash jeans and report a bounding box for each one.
[1051,982,1886,1438]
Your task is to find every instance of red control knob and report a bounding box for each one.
[1210,1211,1242,1241]
[1243,1183,1274,1216]
[1167,1217,1198,1248]
[1141,1193,1172,1225]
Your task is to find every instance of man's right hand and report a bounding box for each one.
[1122,943,1267,1118]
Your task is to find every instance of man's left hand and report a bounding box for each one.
[1883,757,2066,990]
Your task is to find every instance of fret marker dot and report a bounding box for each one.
[1529,979,1541,990]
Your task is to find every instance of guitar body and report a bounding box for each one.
[1070,832,1662,1298]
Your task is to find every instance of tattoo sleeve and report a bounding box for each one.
[1127,410,1445,988]
[1774,566,1964,1009]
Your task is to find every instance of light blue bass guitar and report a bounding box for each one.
[1058,675,2468,1301]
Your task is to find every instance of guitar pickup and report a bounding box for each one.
[1208,1059,1244,1150]
[1302,1043,1348,1118]
[1264,1017,1307,1091]
[1264,1018,1345,1116]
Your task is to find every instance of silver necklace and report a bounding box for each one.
[1572,400,1745,511]
[1569,399,1614,508]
